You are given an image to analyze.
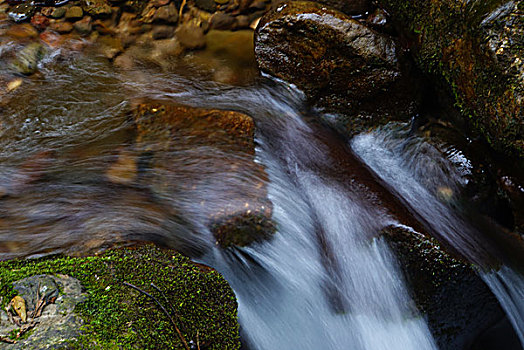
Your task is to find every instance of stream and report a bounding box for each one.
[0,36,523,349]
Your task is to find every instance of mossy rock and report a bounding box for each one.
[375,0,523,160]
[0,244,240,349]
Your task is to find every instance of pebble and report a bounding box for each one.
[65,6,84,20]
[175,22,206,49]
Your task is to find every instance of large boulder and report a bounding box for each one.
[382,225,521,350]
[132,101,275,248]
[374,0,523,160]
[0,244,240,349]
[255,1,421,135]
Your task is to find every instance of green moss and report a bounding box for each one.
[0,245,240,350]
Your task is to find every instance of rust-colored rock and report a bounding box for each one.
[133,101,275,248]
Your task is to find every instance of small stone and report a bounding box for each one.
[106,149,137,184]
[152,0,170,6]
[31,13,50,31]
[81,0,113,17]
[113,52,134,69]
[152,24,175,39]
[5,23,39,39]
[8,4,34,23]
[153,3,178,23]
[65,6,84,20]
[50,7,67,19]
[194,0,216,12]
[73,16,92,35]
[40,30,64,48]
[50,20,74,33]
[209,12,235,30]
[175,22,206,49]
[11,42,46,75]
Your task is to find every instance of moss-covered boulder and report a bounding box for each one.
[132,101,275,248]
[0,244,240,349]
[254,1,421,135]
[375,0,523,160]
[382,225,520,350]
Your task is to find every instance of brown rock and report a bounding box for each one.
[175,22,206,49]
[50,20,74,34]
[40,30,65,48]
[73,16,93,35]
[152,3,178,23]
[314,0,371,15]
[255,1,420,134]
[5,23,39,39]
[151,24,175,39]
[209,12,236,30]
[133,101,275,248]
[31,13,50,31]
[65,6,84,20]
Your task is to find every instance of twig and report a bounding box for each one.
[150,283,191,350]
[0,335,16,344]
[197,330,201,350]
[17,321,38,339]
[122,282,190,350]
[179,0,186,21]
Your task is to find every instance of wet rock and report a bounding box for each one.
[30,13,50,31]
[5,23,38,39]
[73,15,92,35]
[0,245,240,349]
[151,23,175,39]
[153,3,178,23]
[49,6,66,19]
[375,0,524,159]
[11,42,46,75]
[49,19,73,33]
[209,12,236,30]
[313,0,371,15]
[194,0,217,13]
[255,1,420,135]
[96,34,123,59]
[381,225,516,350]
[65,5,84,20]
[81,0,112,17]
[0,275,86,350]
[39,29,64,48]
[133,101,275,248]
[175,22,206,49]
[8,3,34,23]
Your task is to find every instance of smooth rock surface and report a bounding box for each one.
[255,1,420,134]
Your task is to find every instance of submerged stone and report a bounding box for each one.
[11,42,46,75]
[132,101,275,248]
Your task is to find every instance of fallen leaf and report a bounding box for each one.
[11,296,27,323]
[6,78,23,92]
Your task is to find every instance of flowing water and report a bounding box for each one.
[0,36,523,349]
